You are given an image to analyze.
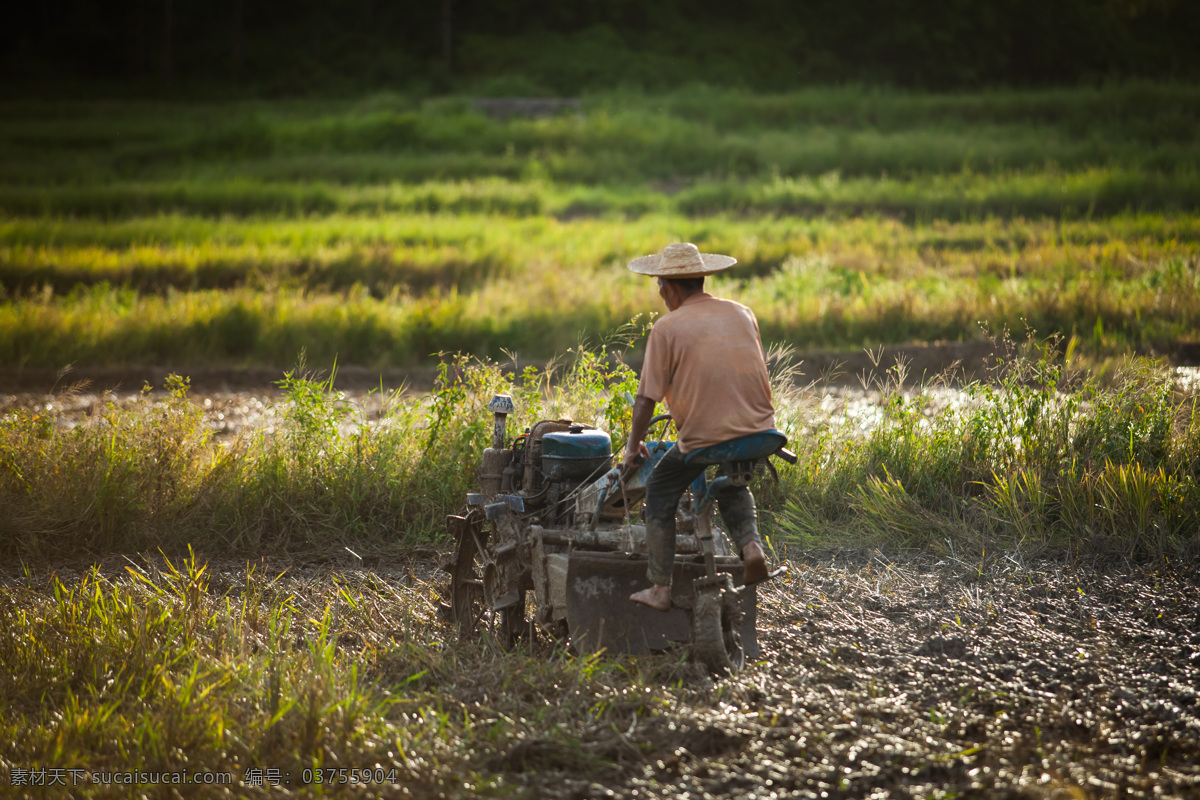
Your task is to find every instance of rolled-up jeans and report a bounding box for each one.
[644,444,760,587]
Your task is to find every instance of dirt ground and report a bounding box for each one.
[509,556,1200,800]
[4,552,1197,798]
[0,378,970,444]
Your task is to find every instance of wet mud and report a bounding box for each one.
[8,365,1200,443]
[0,337,1087,396]
[0,388,386,439]
[513,557,1200,799]
[0,383,976,443]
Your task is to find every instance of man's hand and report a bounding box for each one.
[623,439,650,472]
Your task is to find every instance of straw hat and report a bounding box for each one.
[627,242,737,278]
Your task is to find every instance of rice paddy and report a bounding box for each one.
[2,84,1198,371]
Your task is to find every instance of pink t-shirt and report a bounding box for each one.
[638,293,776,454]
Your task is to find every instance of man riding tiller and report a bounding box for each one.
[626,242,776,613]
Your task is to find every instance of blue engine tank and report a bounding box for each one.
[541,425,613,481]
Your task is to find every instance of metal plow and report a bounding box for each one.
[557,550,758,662]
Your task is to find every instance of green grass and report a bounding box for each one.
[2,84,1198,798]
[772,341,1200,559]
[5,84,1198,186]
[0,345,644,558]
[2,212,1197,368]
[2,85,1200,371]
[4,167,1199,220]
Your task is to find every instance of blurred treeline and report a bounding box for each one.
[3,0,1198,96]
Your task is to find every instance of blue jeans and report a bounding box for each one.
[644,444,760,586]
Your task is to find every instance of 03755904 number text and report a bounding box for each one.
[301,767,399,785]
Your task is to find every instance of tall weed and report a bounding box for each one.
[0,336,653,559]
[0,376,212,556]
[3,333,1199,561]
[779,336,1200,559]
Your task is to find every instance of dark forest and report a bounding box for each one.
[4,0,1199,95]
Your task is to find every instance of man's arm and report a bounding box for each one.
[623,394,656,468]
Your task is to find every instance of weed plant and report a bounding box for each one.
[3,335,1198,563]
[0,338,645,560]
[777,337,1200,560]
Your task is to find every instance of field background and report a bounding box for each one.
[2,85,1200,375]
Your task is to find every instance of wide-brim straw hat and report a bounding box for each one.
[627,242,737,278]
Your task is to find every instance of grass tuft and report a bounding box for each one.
[777,336,1200,560]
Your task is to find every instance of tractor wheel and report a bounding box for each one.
[691,586,745,675]
[448,512,522,647]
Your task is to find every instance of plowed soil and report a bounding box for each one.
[509,557,1200,799]
[5,553,1197,798]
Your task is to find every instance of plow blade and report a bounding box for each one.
[559,551,759,659]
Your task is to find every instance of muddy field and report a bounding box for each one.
[6,361,1200,443]
[4,553,1198,798]
[0,382,972,445]
[504,556,1200,799]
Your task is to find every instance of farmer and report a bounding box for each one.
[627,242,776,612]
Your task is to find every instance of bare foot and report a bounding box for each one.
[630,584,672,611]
[742,540,769,585]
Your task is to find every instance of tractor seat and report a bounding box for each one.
[683,430,789,467]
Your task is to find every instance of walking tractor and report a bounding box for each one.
[445,394,796,674]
